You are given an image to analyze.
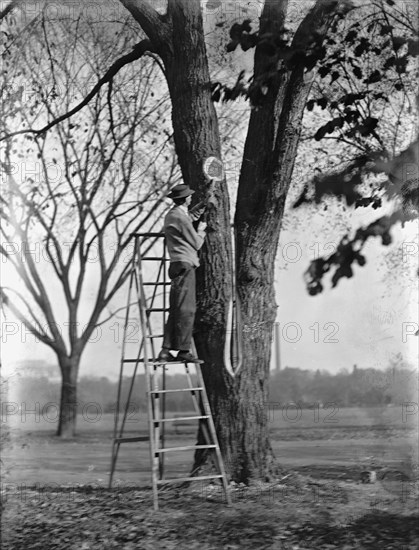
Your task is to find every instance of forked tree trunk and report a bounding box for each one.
[57,356,80,438]
[160,0,275,481]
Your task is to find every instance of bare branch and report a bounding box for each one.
[0,39,154,142]
[0,0,22,20]
[0,288,59,349]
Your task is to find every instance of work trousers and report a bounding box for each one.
[163,261,196,351]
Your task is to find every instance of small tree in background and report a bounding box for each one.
[1,12,179,437]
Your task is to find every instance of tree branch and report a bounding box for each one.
[118,0,170,53]
[0,0,22,21]
[292,0,354,51]
[0,288,59,349]
[0,39,154,141]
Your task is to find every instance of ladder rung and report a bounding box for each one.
[150,387,204,394]
[154,415,209,423]
[122,357,202,365]
[132,232,164,238]
[157,475,224,485]
[155,445,216,453]
[152,360,203,365]
[143,282,171,286]
[114,436,149,443]
[142,257,169,261]
[146,334,164,338]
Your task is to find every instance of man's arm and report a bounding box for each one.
[178,215,206,250]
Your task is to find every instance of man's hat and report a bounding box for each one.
[167,184,195,200]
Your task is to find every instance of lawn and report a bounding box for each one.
[1,406,418,549]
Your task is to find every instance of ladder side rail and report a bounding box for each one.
[194,362,232,506]
[152,365,163,485]
[160,238,168,479]
[143,238,165,361]
[115,256,148,440]
[116,354,145,438]
[161,236,168,462]
[109,255,138,487]
[184,364,218,475]
[142,241,168,481]
[135,238,160,510]
[160,365,166,480]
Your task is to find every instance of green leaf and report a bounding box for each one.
[365,70,381,84]
[355,38,371,57]
[407,39,419,56]
[317,97,328,109]
[383,56,396,70]
[392,36,407,52]
[345,30,357,43]
[380,24,392,36]
[353,66,363,79]
[318,66,330,78]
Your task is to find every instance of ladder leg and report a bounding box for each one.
[195,365,232,506]
[109,261,136,488]
[184,364,216,471]
[147,364,160,511]
[160,368,166,479]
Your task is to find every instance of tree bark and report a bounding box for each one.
[57,355,80,438]
[157,0,239,474]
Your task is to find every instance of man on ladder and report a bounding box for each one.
[157,184,207,363]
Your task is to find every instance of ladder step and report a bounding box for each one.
[150,387,204,394]
[143,282,171,286]
[157,475,224,485]
[154,415,209,423]
[155,444,217,453]
[153,357,203,367]
[142,257,170,261]
[146,334,164,338]
[122,357,193,363]
[114,436,149,443]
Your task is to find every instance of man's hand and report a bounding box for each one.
[198,221,207,233]
[189,201,206,222]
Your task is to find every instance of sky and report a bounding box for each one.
[2,211,417,381]
[1,0,418,381]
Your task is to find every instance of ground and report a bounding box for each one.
[1,407,418,549]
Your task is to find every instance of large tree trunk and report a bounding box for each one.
[161,0,243,477]
[57,355,80,438]
[123,0,282,481]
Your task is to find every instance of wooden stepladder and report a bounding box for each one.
[109,232,231,510]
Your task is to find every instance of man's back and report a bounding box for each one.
[164,206,204,267]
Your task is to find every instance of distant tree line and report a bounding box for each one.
[11,358,416,414]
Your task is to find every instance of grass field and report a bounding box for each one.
[2,406,418,549]
[2,405,417,486]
